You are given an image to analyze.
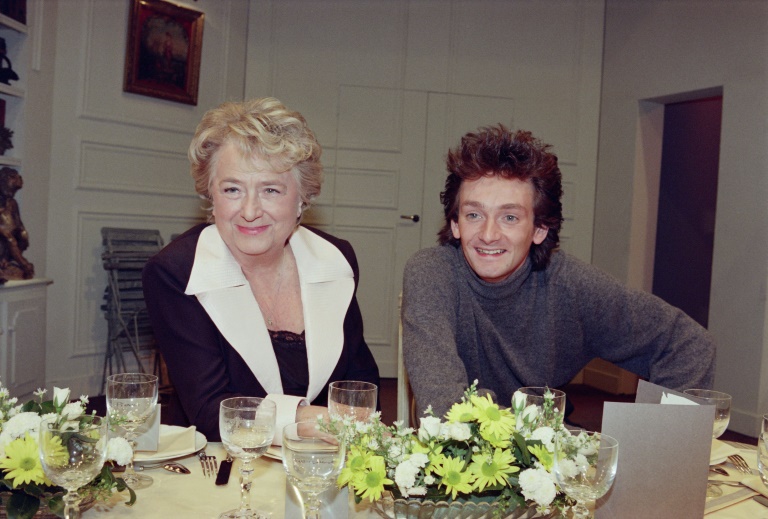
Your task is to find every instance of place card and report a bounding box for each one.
[596,381,713,518]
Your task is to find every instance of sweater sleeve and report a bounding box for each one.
[563,257,716,391]
[402,248,477,418]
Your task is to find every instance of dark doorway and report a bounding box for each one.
[652,96,722,328]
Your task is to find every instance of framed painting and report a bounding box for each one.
[123,0,204,105]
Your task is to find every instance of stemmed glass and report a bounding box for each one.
[39,415,108,519]
[552,430,619,519]
[758,414,768,485]
[282,421,346,519]
[327,380,377,423]
[219,397,276,519]
[105,372,158,490]
[516,386,567,425]
[684,388,732,498]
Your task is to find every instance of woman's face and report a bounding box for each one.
[210,141,302,267]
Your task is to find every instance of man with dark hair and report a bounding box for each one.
[402,125,715,417]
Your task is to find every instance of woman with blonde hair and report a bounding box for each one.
[143,97,379,441]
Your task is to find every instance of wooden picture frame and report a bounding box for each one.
[123,0,204,106]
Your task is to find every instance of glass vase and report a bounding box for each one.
[369,493,548,519]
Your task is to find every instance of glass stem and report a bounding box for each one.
[122,434,139,484]
[303,492,321,519]
[63,490,80,519]
[571,500,590,519]
[237,459,255,513]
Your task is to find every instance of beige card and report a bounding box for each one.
[596,383,713,518]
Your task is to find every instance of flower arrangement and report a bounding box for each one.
[0,382,136,518]
[324,383,599,518]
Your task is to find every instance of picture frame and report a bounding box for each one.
[123,0,204,106]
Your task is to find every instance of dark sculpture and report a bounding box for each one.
[0,38,19,85]
[0,167,33,281]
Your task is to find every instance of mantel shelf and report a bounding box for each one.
[0,13,26,33]
[0,156,20,167]
[0,83,24,98]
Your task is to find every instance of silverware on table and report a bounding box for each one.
[709,466,729,476]
[198,450,217,478]
[135,461,191,474]
[728,454,752,475]
[215,455,233,485]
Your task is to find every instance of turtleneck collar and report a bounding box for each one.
[451,244,533,300]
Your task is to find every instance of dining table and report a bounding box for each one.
[79,440,767,518]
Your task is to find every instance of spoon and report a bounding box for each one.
[135,462,190,474]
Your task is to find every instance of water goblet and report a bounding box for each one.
[758,414,768,485]
[327,380,377,423]
[552,430,619,519]
[219,397,276,519]
[39,415,108,519]
[683,388,731,498]
[282,421,346,519]
[105,372,158,490]
[515,386,567,426]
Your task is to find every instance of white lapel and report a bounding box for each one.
[184,225,354,401]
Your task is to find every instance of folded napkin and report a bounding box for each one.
[741,475,768,498]
[135,425,197,461]
[133,407,161,452]
[711,439,740,465]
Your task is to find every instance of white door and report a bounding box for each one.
[302,87,427,377]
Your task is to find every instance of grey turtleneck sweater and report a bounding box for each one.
[401,244,716,417]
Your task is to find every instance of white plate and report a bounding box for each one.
[134,425,207,463]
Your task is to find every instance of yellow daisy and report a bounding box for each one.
[527,444,553,471]
[470,394,515,438]
[0,434,53,488]
[354,456,393,502]
[470,448,519,492]
[338,445,372,488]
[444,401,475,423]
[434,456,474,499]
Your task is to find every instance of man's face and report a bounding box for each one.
[450,175,548,283]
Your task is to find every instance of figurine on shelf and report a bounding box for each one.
[0,38,19,85]
[0,167,33,282]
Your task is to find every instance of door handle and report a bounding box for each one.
[400,214,420,223]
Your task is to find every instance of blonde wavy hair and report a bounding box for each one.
[189,97,323,212]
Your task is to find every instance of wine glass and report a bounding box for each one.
[552,430,618,519]
[684,389,732,498]
[516,386,566,426]
[39,415,108,519]
[105,372,158,490]
[219,397,276,519]
[282,421,346,519]
[327,380,377,423]
[758,414,768,485]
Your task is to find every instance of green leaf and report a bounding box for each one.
[6,492,40,519]
[512,433,531,465]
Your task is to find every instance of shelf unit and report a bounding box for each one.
[0,11,27,168]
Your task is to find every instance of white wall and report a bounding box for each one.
[34,0,605,394]
[593,0,768,435]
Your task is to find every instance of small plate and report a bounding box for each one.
[710,438,739,465]
[135,425,207,463]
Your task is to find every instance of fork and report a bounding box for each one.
[727,454,752,474]
[198,450,218,477]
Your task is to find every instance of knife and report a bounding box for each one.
[215,456,233,485]
[754,495,768,508]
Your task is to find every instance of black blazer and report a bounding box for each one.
[142,223,379,441]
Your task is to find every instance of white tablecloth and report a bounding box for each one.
[81,442,766,518]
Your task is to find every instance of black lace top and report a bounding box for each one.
[269,330,309,397]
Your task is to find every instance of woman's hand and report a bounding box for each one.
[296,404,329,424]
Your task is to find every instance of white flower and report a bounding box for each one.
[574,453,589,474]
[394,458,421,495]
[555,457,579,478]
[423,474,435,485]
[409,453,429,467]
[530,426,556,451]
[512,390,527,413]
[418,416,442,442]
[61,402,85,420]
[407,486,427,496]
[106,437,133,466]
[0,412,41,446]
[79,395,90,405]
[53,387,71,408]
[442,422,472,442]
[519,467,557,507]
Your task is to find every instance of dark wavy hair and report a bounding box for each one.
[438,125,563,270]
